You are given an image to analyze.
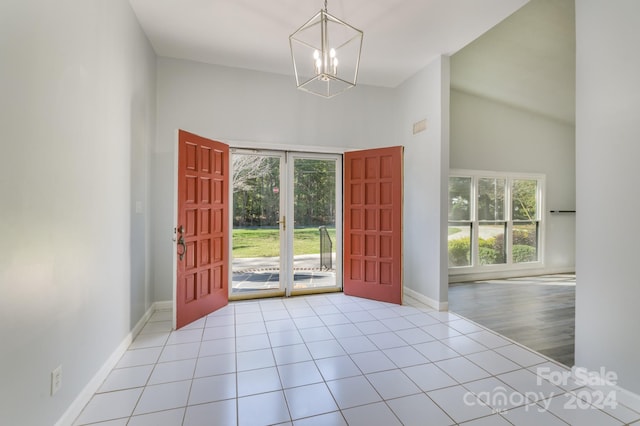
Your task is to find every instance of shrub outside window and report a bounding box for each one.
[449,171,543,271]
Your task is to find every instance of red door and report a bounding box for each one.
[344,146,403,304]
[176,130,229,329]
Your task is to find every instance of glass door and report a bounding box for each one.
[287,153,342,295]
[230,150,286,297]
[230,150,342,299]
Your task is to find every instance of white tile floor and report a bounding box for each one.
[74,293,640,426]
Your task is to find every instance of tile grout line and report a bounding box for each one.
[77,290,635,425]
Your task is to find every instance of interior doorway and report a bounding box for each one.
[230,150,342,299]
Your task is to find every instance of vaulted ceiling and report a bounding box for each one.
[129,0,575,124]
[452,0,575,124]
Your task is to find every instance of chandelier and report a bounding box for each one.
[289,0,363,98]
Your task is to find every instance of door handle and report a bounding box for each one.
[176,225,186,261]
[177,236,187,261]
[278,216,286,231]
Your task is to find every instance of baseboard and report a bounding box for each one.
[154,300,173,311]
[404,287,449,311]
[616,385,640,413]
[55,301,165,426]
[584,373,640,414]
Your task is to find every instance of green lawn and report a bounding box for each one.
[233,227,336,258]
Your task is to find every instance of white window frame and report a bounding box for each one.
[448,169,546,275]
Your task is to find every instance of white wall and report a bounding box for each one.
[153,57,451,308]
[0,0,156,424]
[450,89,576,280]
[575,0,640,395]
[152,57,399,301]
[397,57,451,308]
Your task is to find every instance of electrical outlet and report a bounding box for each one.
[51,365,62,396]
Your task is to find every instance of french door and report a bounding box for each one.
[175,133,402,329]
[230,150,342,298]
[175,130,229,329]
[343,146,403,304]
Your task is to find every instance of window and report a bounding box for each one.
[448,171,544,272]
[511,178,539,263]
[448,177,472,267]
[478,177,506,265]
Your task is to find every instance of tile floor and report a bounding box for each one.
[74,293,640,425]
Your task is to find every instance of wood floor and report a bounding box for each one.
[448,274,575,367]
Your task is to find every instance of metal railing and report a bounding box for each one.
[319,226,333,270]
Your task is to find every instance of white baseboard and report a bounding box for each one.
[404,287,449,311]
[55,301,167,426]
[616,385,640,413]
[582,373,640,414]
[154,300,172,311]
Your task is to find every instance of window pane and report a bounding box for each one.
[512,179,537,221]
[448,223,471,267]
[479,222,506,264]
[478,178,505,221]
[449,177,472,221]
[513,222,538,263]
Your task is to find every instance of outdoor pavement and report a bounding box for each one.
[232,254,337,292]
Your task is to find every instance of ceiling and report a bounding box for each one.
[451,0,575,124]
[129,0,528,88]
[129,0,575,124]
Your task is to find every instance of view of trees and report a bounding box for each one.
[512,179,537,221]
[293,159,336,227]
[232,154,336,228]
[233,155,280,227]
[449,176,472,221]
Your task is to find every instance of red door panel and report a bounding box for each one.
[344,146,403,304]
[177,130,229,329]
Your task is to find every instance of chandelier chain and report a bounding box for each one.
[324,0,328,12]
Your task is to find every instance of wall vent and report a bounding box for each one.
[413,119,427,135]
